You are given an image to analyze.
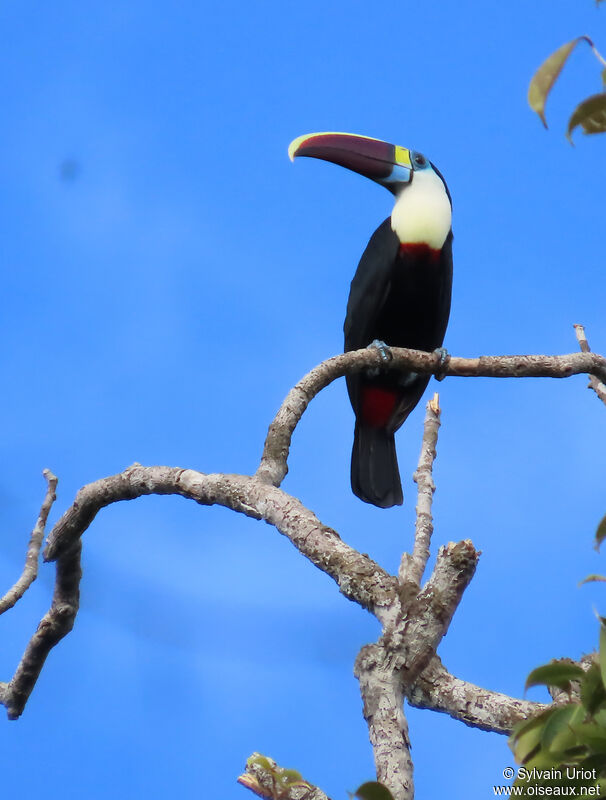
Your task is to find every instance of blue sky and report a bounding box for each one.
[0,1,605,797]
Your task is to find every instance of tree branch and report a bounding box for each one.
[256,347,606,488]
[1,465,400,719]
[43,467,397,614]
[1,542,81,719]
[1,335,601,784]
[396,540,480,685]
[573,324,606,406]
[399,394,441,591]
[355,539,480,800]
[406,655,546,734]
[355,644,414,800]
[0,469,57,615]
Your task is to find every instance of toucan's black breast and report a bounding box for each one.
[376,236,453,351]
[343,219,453,433]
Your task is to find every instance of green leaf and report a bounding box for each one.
[581,662,606,715]
[596,514,606,550]
[353,782,396,800]
[567,93,606,143]
[571,722,606,754]
[593,707,606,729]
[528,37,591,127]
[525,662,586,692]
[602,68,606,89]
[541,704,585,753]
[276,770,309,790]
[510,710,556,763]
[560,743,595,761]
[246,755,273,771]
[581,752,606,773]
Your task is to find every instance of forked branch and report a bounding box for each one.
[0,334,602,800]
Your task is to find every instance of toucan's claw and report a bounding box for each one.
[433,347,450,381]
[369,339,392,362]
[365,339,392,377]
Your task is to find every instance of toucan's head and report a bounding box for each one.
[288,131,450,202]
[288,131,452,250]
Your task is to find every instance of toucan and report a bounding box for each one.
[288,132,453,508]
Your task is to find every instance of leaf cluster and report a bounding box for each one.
[240,755,314,800]
[528,36,606,142]
[509,631,606,797]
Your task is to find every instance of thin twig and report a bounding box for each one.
[0,469,58,615]
[588,39,606,69]
[399,394,441,590]
[573,324,606,406]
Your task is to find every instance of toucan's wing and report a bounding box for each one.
[343,218,400,352]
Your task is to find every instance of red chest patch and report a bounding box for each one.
[361,386,398,428]
[399,243,441,263]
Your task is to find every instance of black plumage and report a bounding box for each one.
[344,220,453,507]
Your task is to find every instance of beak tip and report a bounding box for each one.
[288,135,306,162]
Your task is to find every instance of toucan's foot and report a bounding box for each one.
[365,339,392,377]
[369,339,392,362]
[433,347,450,381]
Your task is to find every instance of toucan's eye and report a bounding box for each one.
[412,152,427,169]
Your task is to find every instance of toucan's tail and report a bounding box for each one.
[350,423,403,508]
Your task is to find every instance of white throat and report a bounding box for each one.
[390,169,452,250]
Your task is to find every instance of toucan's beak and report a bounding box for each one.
[288,131,413,191]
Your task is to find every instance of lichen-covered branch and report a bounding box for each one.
[354,539,480,800]
[355,644,414,800]
[406,655,546,734]
[400,540,480,684]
